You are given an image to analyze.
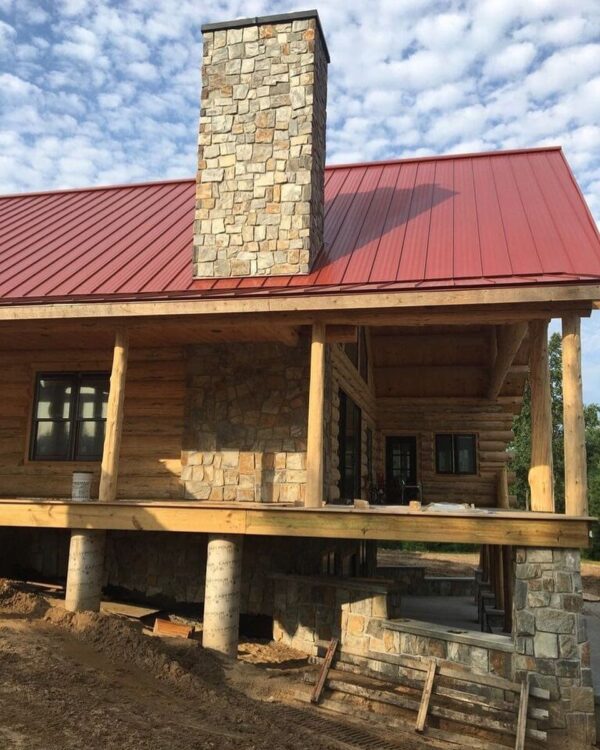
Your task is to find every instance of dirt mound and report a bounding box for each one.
[0,579,49,617]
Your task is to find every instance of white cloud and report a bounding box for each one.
[483,42,537,78]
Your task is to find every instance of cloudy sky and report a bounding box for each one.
[1,0,599,398]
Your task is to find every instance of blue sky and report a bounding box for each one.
[0,0,599,399]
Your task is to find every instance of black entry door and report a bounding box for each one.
[386,436,417,504]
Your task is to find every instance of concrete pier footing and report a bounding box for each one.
[65,529,106,612]
[202,534,243,657]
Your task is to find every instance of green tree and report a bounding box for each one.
[511,332,600,555]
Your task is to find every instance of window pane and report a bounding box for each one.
[75,420,106,459]
[34,421,71,459]
[456,435,476,474]
[436,434,454,473]
[78,378,109,419]
[36,378,72,419]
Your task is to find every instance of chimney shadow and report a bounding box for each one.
[315,182,458,269]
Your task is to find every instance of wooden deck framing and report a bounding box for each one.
[0,499,591,548]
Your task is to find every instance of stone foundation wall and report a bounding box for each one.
[182,341,309,503]
[512,547,595,748]
[272,572,512,679]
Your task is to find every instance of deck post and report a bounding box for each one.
[305,321,326,508]
[202,534,243,657]
[562,314,588,516]
[527,320,554,512]
[99,328,129,503]
[65,329,128,613]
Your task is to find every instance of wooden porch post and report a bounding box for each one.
[562,314,588,516]
[99,329,129,503]
[528,320,554,512]
[305,321,326,508]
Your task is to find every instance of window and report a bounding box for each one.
[338,390,362,501]
[435,434,477,475]
[30,373,109,461]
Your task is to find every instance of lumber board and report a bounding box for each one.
[153,618,195,638]
[515,677,529,750]
[0,500,591,547]
[310,637,338,704]
[415,659,436,732]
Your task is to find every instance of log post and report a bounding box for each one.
[562,314,588,517]
[99,329,129,503]
[305,321,326,508]
[528,320,554,512]
[65,329,128,613]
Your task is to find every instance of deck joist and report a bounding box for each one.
[0,499,592,548]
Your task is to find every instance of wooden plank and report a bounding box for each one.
[562,314,588,516]
[99,329,129,503]
[305,322,326,508]
[415,659,436,732]
[528,320,554,511]
[310,637,338,704]
[515,676,529,750]
[153,618,195,639]
[0,500,592,546]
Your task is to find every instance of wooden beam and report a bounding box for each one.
[528,320,554,512]
[487,323,528,399]
[325,325,357,343]
[515,676,530,750]
[99,329,129,503]
[562,314,588,516]
[311,638,338,704]
[0,500,592,547]
[276,326,300,346]
[305,322,326,508]
[0,285,597,321]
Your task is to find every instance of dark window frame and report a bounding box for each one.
[30,371,109,462]
[338,389,362,501]
[435,433,477,475]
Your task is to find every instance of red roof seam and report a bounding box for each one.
[338,165,385,284]
[365,165,403,283]
[547,152,600,265]
[8,185,167,297]
[0,186,154,290]
[53,183,191,296]
[470,158,485,279]
[507,154,545,273]
[392,163,418,281]
[487,158,515,277]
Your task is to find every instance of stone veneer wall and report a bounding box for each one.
[182,341,309,503]
[512,547,595,748]
[272,573,513,680]
[194,13,328,277]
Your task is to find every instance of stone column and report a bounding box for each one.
[203,534,243,657]
[512,547,595,748]
[65,530,106,612]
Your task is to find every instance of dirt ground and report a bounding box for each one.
[0,580,340,750]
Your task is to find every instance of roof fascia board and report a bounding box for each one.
[0,284,598,321]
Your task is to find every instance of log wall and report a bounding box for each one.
[0,347,185,499]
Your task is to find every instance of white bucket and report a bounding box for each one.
[72,472,93,502]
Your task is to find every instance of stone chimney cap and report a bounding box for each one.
[201,9,330,63]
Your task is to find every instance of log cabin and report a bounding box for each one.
[0,9,599,746]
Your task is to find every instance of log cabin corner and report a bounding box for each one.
[1,9,599,747]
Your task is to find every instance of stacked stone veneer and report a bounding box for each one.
[194,12,328,277]
[513,547,595,748]
[182,341,309,503]
[272,573,513,680]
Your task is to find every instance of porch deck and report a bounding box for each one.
[0,498,592,548]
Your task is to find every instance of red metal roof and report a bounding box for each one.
[1,146,599,305]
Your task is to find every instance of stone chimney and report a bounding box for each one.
[194,10,329,278]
